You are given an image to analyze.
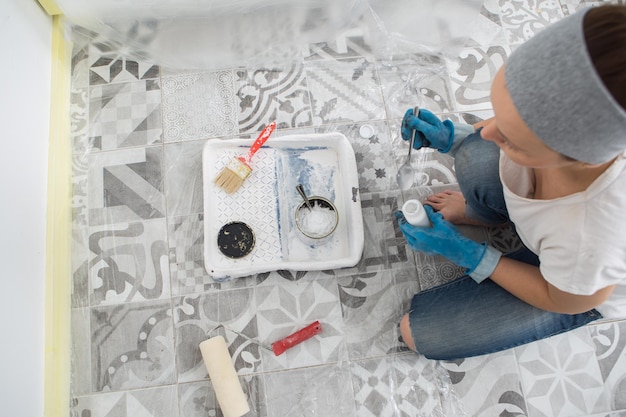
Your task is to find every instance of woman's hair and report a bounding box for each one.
[584,5,626,110]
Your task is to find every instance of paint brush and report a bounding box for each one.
[214,121,276,194]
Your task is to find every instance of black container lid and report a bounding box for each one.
[217,221,255,258]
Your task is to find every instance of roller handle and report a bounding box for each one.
[242,121,276,164]
[271,321,322,356]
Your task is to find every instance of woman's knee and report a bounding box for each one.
[400,314,416,351]
[454,133,500,186]
[454,134,508,224]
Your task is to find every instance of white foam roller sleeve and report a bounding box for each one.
[199,336,250,417]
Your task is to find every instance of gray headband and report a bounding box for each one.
[505,8,626,164]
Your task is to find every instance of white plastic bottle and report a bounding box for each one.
[402,199,431,227]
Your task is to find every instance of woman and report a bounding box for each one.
[397,5,626,360]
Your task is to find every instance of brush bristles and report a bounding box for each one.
[214,158,252,194]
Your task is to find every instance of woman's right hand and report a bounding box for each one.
[401,108,455,153]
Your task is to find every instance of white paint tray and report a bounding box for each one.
[203,132,364,280]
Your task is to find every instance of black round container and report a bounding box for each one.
[217,221,255,258]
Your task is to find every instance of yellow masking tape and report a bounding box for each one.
[37,0,63,16]
[44,14,72,417]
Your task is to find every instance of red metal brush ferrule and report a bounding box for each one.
[271,321,322,356]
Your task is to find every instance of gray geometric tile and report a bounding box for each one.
[516,327,609,417]
[163,140,205,218]
[177,381,216,417]
[305,28,373,61]
[90,300,176,392]
[178,376,266,417]
[448,45,511,112]
[73,151,91,308]
[376,52,455,117]
[161,71,238,142]
[87,146,165,226]
[316,121,398,193]
[498,0,566,44]
[167,214,214,296]
[87,50,160,86]
[252,268,330,287]
[89,80,162,151]
[255,277,346,372]
[72,385,179,417]
[590,321,626,412]
[465,0,508,47]
[339,269,407,360]
[235,64,313,133]
[263,364,357,417]
[351,357,398,417]
[71,85,90,155]
[173,289,261,383]
[71,45,90,89]
[413,252,467,292]
[390,354,463,417]
[87,218,170,306]
[72,151,89,226]
[78,22,160,69]
[441,350,528,417]
[306,57,386,126]
[351,355,456,417]
[72,225,90,308]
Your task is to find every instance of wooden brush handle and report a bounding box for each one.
[244,122,276,163]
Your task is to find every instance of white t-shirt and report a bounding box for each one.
[500,151,626,319]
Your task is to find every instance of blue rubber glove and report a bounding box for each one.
[395,205,502,283]
[401,108,455,153]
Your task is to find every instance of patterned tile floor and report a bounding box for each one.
[69,1,626,416]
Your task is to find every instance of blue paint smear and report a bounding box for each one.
[281,148,337,201]
[273,151,283,255]
[273,145,340,256]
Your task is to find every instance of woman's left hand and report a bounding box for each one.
[396,205,501,282]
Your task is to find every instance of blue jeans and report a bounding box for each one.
[407,131,602,360]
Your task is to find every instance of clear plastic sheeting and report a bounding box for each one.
[188,326,468,417]
[68,47,474,417]
[66,1,488,416]
[213,354,467,417]
[364,0,485,61]
[57,0,483,70]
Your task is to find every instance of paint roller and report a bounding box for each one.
[199,336,250,417]
[199,321,322,417]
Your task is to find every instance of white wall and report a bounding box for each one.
[0,0,52,415]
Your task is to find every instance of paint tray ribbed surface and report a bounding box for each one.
[203,132,364,280]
